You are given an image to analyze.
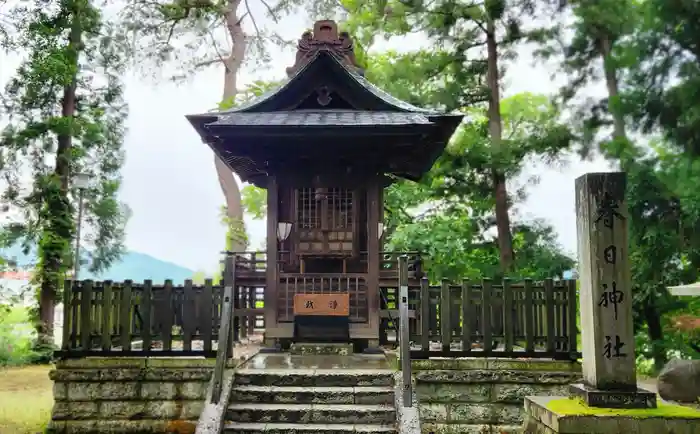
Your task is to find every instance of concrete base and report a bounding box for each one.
[523,395,700,434]
[570,383,657,409]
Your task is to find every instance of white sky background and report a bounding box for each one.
[0,4,612,274]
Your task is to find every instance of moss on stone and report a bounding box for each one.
[547,397,700,419]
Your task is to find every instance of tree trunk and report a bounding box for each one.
[643,300,667,373]
[599,36,627,141]
[37,8,82,347]
[215,0,247,253]
[485,18,514,272]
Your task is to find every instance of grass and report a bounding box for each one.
[0,364,53,434]
[547,397,700,419]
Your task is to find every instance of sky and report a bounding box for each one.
[0,5,612,274]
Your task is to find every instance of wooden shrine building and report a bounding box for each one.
[187,20,463,347]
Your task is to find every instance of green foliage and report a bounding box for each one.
[0,307,38,366]
[218,79,283,111]
[241,185,267,220]
[0,0,130,345]
[541,0,700,369]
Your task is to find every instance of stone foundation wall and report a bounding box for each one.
[412,358,582,434]
[48,357,220,433]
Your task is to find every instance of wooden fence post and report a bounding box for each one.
[440,279,450,351]
[503,278,514,353]
[80,280,93,351]
[202,279,214,353]
[461,279,472,353]
[524,279,535,353]
[420,278,430,351]
[482,279,492,353]
[567,279,578,355]
[398,255,412,407]
[62,280,72,351]
[101,281,113,351]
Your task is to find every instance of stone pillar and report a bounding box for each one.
[569,172,656,408]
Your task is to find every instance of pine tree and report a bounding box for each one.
[0,0,130,349]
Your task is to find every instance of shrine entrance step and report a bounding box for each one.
[223,353,397,434]
[290,342,354,356]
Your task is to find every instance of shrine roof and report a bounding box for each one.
[224,50,437,116]
[185,20,464,185]
[212,110,434,127]
[189,19,450,123]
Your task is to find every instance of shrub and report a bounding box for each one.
[0,307,39,366]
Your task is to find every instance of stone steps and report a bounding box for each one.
[230,385,394,405]
[223,422,396,433]
[225,366,397,434]
[234,369,394,388]
[226,403,396,424]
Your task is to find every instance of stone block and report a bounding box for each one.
[415,369,580,385]
[99,400,182,419]
[55,357,147,369]
[290,342,353,356]
[181,381,208,400]
[491,424,521,433]
[51,368,143,382]
[59,419,194,433]
[54,381,68,401]
[98,369,146,382]
[490,403,523,425]
[493,384,569,404]
[417,383,491,403]
[412,358,489,372]
[487,359,580,373]
[66,381,139,401]
[141,367,212,382]
[52,401,99,420]
[418,403,449,421]
[420,422,491,434]
[354,387,394,405]
[141,382,178,400]
[524,395,700,434]
[234,370,393,388]
[449,403,494,423]
[145,357,215,369]
[411,358,581,373]
[226,403,395,425]
[180,400,205,419]
[139,380,207,400]
[569,383,657,409]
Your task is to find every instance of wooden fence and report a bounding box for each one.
[56,279,264,358]
[380,278,580,360]
[56,272,579,361]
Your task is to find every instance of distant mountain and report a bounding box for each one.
[1,244,195,284]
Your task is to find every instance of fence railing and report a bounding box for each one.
[230,250,424,279]
[56,276,264,358]
[380,277,579,360]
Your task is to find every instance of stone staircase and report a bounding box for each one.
[223,366,397,433]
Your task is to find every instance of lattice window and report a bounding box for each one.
[298,188,321,228]
[296,187,353,229]
[327,188,353,229]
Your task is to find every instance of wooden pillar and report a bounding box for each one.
[570,172,655,408]
[366,180,380,343]
[264,175,279,344]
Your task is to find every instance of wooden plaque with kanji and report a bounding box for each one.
[293,293,350,316]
